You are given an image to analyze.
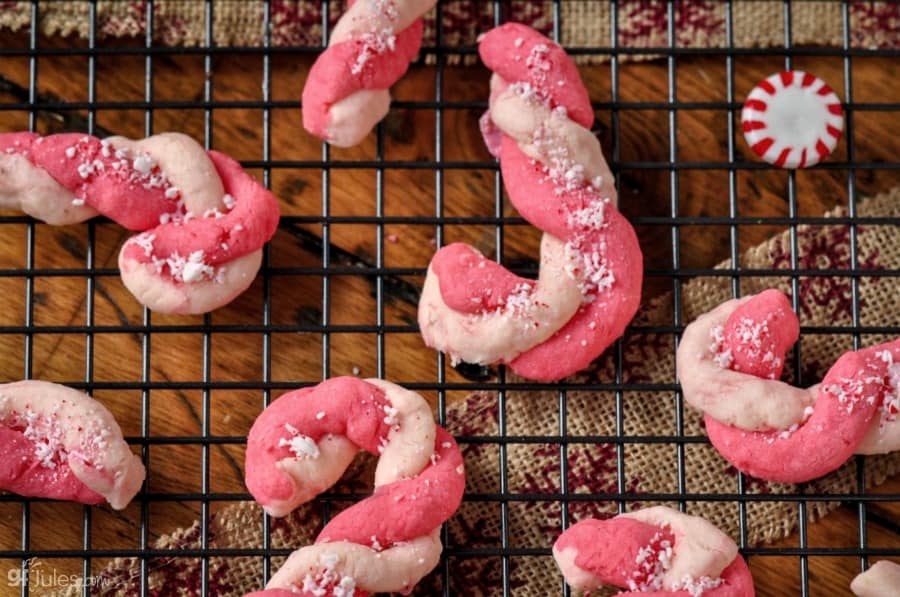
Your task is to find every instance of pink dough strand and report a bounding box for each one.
[316,427,463,548]
[245,379,394,505]
[1,132,176,230]
[119,151,279,267]
[419,23,643,381]
[0,427,105,505]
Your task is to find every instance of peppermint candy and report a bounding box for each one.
[742,70,843,168]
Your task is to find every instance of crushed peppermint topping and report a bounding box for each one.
[628,528,673,592]
[2,404,111,471]
[383,404,399,426]
[298,552,355,597]
[20,409,67,469]
[181,250,215,283]
[332,576,356,597]
[507,102,614,301]
[58,138,181,210]
[731,317,781,375]
[349,0,399,75]
[77,160,100,179]
[164,250,216,284]
[278,424,320,460]
[874,350,900,431]
[300,575,326,597]
[673,574,724,597]
[708,325,734,369]
[509,81,545,104]
[222,193,236,210]
[525,43,552,79]
[132,154,156,175]
[567,201,607,230]
[473,282,554,330]
[531,122,598,194]
[131,233,156,258]
[503,283,536,315]
[825,374,885,415]
[564,238,615,299]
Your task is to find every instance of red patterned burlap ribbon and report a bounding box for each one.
[1,1,898,63]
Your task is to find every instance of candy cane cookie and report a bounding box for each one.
[852,561,900,597]
[245,377,465,595]
[0,380,145,510]
[418,23,643,382]
[677,289,900,483]
[553,506,755,596]
[302,0,436,147]
[0,132,280,314]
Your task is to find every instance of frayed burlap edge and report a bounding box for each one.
[1,1,896,65]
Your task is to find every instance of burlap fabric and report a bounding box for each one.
[53,187,900,596]
[2,1,898,63]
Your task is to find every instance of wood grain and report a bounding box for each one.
[0,30,897,596]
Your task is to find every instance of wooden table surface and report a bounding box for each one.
[0,30,898,596]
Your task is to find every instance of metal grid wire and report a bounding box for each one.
[0,1,899,596]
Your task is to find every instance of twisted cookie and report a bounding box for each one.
[553,506,754,596]
[245,377,465,595]
[0,380,145,510]
[0,132,280,314]
[852,561,900,597]
[419,23,643,381]
[677,289,900,483]
[302,0,436,146]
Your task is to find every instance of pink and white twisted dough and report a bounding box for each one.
[677,289,900,483]
[244,377,465,596]
[302,0,437,147]
[852,561,900,597]
[553,506,755,596]
[418,23,643,381]
[0,380,145,510]
[0,132,280,314]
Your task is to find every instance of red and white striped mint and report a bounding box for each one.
[742,70,843,169]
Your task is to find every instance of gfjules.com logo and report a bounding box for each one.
[6,558,110,589]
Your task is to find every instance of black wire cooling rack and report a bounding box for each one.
[1,1,899,596]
